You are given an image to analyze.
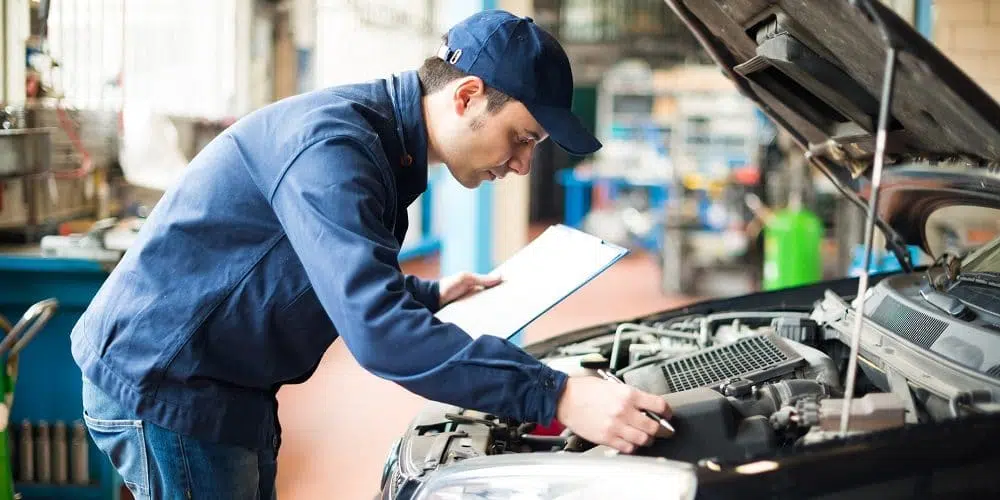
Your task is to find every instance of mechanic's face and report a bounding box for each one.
[438,78,547,188]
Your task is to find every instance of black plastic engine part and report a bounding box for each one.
[579,352,610,370]
[606,339,634,369]
[722,378,755,398]
[771,317,819,344]
[635,388,779,463]
[622,363,671,395]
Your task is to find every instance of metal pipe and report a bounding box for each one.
[0,298,58,358]
[35,420,51,483]
[609,323,701,371]
[841,45,899,436]
[53,421,68,484]
[71,420,89,485]
[19,420,33,482]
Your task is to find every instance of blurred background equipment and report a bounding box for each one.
[552,58,762,296]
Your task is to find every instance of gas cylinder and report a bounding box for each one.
[762,207,824,290]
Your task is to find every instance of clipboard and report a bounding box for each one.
[434,224,629,340]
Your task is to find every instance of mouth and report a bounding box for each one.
[486,167,507,181]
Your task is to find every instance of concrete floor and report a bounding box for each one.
[273,226,697,499]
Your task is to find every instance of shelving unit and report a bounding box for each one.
[0,255,121,500]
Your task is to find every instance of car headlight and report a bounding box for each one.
[381,438,402,490]
[412,453,697,500]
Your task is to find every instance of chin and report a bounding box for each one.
[441,163,480,189]
[458,174,483,189]
[456,177,482,189]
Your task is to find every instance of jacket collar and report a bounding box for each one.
[387,70,429,204]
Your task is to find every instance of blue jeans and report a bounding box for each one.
[81,378,278,499]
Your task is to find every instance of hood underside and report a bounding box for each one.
[665,0,1000,165]
[662,0,1000,255]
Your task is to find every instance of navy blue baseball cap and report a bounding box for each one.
[436,10,602,156]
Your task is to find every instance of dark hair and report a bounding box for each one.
[417,56,513,114]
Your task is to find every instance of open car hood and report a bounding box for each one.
[663,0,1000,258]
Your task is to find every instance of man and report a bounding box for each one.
[72,9,672,499]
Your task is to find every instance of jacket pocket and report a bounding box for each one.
[267,287,338,383]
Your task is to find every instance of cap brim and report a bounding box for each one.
[526,103,602,156]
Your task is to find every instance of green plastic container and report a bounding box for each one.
[762,208,824,290]
[0,361,13,500]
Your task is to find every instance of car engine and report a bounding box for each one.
[389,273,1000,494]
[537,310,888,463]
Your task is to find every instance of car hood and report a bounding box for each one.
[663,0,1000,257]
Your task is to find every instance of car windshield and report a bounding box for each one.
[961,235,1000,275]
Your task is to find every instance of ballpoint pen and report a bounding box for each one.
[597,369,676,434]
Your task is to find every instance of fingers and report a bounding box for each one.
[556,377,671,456]
[626,407,661,437]
[608,389,658,449]
[469,273,502,287]
[449,272,502,291]
[654,423,675,439]
[618,422,654,448]
[629,390,674,439]
[632,390,672,418]
[609,437,636,455]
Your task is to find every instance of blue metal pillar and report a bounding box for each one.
[437,0,525,345]
[915,0,933,39]
[437,0,496,279]
[440,177,494,276]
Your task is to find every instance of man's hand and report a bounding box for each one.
[438,272,503,308]
[555,376,672,454]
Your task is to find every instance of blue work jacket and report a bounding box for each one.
[70,70,568,451]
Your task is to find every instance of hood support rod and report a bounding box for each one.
[840,0,903,436]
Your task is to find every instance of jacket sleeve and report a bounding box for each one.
[269,137,568,424]
[402,275,441,312]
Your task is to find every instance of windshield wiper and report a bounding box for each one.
[919,253,976,319]
[956,271,1000,289]
[920,282,976,320]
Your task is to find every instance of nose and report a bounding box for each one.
[507,147,533,176]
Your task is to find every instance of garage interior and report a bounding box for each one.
[0,0,999,498]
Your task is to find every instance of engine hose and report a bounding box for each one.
[769,380,831,407]
[728,380,830,419]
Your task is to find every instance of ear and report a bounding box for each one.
[452,77,487,117]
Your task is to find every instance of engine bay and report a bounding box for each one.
[392,272,1000,487]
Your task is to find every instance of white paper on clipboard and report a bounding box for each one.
[434,224,628,340]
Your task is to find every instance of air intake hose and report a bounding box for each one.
[727,379,831,419]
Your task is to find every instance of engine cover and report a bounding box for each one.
[633,388,778,462]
